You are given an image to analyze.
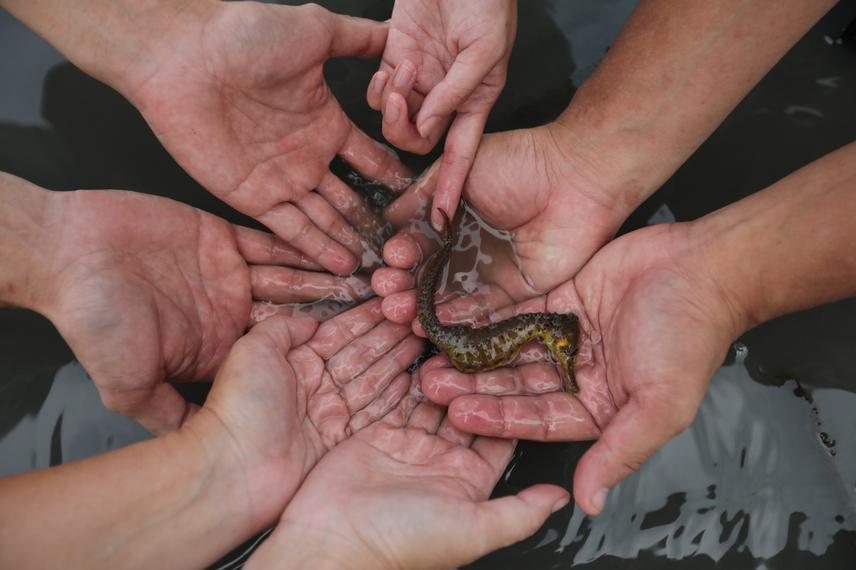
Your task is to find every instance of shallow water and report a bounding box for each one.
[2,1,856,568]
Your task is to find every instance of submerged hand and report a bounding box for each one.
[373,127,626,330]
[419,223,741,515]
[248,360,568,570]
[367,0,516,225]
[41,188,371,435]
[197,300,425,529]
[128,2,411,275]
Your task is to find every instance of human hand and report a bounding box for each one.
[373,126,627,329]
[37,187,372,435]
[419,223,744,516]
[126,1,411,275]
[187,297,425,531]
[367,0,517,226]
[247,359,568,570]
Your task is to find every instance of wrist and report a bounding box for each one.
[0,174,58,311]
[548,108,670,219]
[177,409,275,536]
[248,522,389,570]
[538,120,648,230]
[681,213,760,338]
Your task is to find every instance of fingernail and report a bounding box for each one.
[431,208,443,232]
[418,116,440,139]
[551,495,570,514]
[393,62,414,88]
[591,488,609,515]
[368,72,384,97]
[384,97,402,123]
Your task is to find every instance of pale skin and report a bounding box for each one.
[0,173,373,435]
[0,300,432,569]
[367,0,517,229]
[0,0,412,275]
[247,357,569,570]
[373,0,840,514]
[419,141,856,516]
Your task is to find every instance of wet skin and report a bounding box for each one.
[417,211,581,393]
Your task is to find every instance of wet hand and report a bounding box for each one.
[367,0,516,225]
[193,301,425,531]
[127,2,411,275]
[372,127,626,331]
[420,224,742,516]
[42,189,372,435]
[247,361,568,570]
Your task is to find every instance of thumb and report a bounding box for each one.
[328,12,388,58]
[469,485,569,557]
[573,395,697,516]
[248,315,318,353]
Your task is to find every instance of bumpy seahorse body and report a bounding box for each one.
[418,212,580,393]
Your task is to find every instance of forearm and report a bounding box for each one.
[689,141,856,333]
[0,173,55,310]
[0,414,257,569]
[0,0,214,97]
[554,0,837,210]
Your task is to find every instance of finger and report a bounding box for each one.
[250,301,297,324]
[383,93,444,154]
[573,395,697,516]
[234,226,322,271]
[250,266,372,304]
[340,125,413,192]
[247,314,318,352]
[317,173,383,243]
[422,361,563,406]
[416,47,498,135]
[102,383,194,436]
[349,371,411,432]
[295,192,364,259]
[406,400,445,434]
[470,435,516,474]
[448,393,601,441]
[326,320,412,386]
[328,12,388,59]
[380,290,418,324]
[251,301,356,324]
[379,60,425,118]
[372,267,415,298]
[307,297,385,358]
[383,160,441,227]
[366,70,389,111]
[431,112,489,230]
[343,335,426,412]
[382,381,422,428]
[383,61,416,109]
[436,415,474,447]
[470,485,570,556]
[259,203,357,276]
[383,230,433,270]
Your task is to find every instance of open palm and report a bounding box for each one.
[374,127,625,327]
[129,2,410,275]
[249,361,568,570]
[200,300,425,530]
[45,189,370,435]
[421,223,740,515]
